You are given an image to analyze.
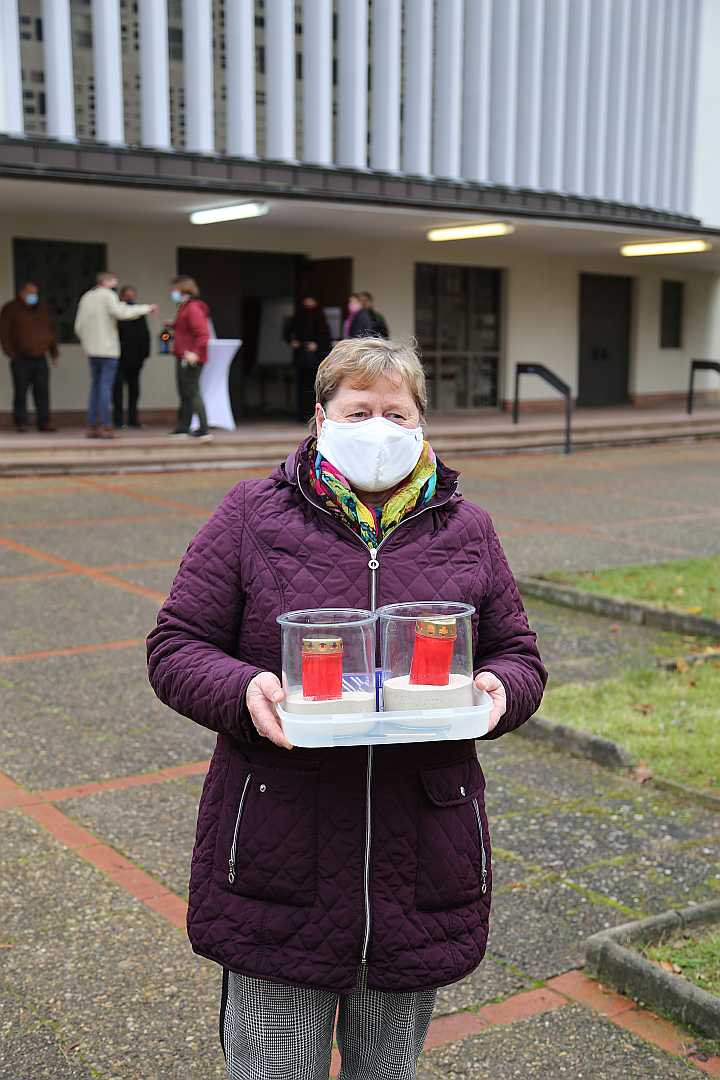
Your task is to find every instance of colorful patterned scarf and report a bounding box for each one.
[309,440,438,549]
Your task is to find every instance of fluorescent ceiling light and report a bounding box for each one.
[190,202,269,225]
[620,239,711,257]
[427,222,515,242]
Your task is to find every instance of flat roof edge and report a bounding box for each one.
[0,135,708,234]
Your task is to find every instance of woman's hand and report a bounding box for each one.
[246,672,293,750]
[474,671,507,734]
[184,350,199,365]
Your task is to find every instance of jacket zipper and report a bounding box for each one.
[295,466,459,978]
[228,772,252,885]
[472,797,488,895]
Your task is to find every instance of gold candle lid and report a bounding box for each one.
[302,636,343,654]
[415,616,457,640]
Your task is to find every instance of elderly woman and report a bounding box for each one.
[147,338,546,1080]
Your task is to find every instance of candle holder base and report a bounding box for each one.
[382,673,474,713]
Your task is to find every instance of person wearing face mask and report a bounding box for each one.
[147,337,546,1080]
[74,272,157,439]
[0,281,59,432]
[345,289,390,340]
[167,275,213,440]
[112,285,151,429]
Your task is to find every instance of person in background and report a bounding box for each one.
[0,281,59,433]
[113,285,151,429]
[169,275,213,441]
[74,271,157,440]
[284,295,331,423]
[348,290,390,339]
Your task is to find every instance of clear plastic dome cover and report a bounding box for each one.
[377,601,475,712]
[277,608,377,715]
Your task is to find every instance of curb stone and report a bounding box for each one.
[513,714,634,769]
[584,900,720,1039]
[518,576,720,638]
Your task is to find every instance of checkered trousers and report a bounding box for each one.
[220,969,437,1080]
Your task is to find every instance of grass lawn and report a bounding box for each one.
[642,926,720,997]
[547,555,720,621]
[540,663,720,794]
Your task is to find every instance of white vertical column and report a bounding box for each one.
[640,0,665,207]
[303,0,332,165]
[337,0,368,169]
[604,0,631,202]
[0,0,23,136]
[139,0,171,149]
[265,0,295,161]
[657,0,682,210]
[515,0,544,189]
[92,0,124,144]
[42,0,76,141]
[433,0,463,178]
[584,0,611,197]
[370,0,401,171]
[678,0,701,213]
[539,0,569,191]
[226,0,256,157]
[623,0,648,204]
[488,0,520,184]
[563,0,590,194]
[183,0,214,153]
[402,0,433,176]
[462,0,492,182]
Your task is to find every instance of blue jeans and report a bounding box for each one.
[88,357,119,427]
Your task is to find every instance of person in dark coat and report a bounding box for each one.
[147,336,546,1079]
[284,296,331,422]
[113,286,151,428]
[0,281,59,432]
[347,290,390,339]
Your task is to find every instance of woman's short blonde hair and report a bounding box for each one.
[314,338,427,419]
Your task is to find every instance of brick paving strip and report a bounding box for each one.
[1,759,718,1076]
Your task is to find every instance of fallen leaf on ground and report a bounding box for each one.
[608,624,622,633]
[632,703,653,715]
[676,658,689,673]
[632,764,653,783]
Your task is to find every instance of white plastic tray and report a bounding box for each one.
[276,691,492,747]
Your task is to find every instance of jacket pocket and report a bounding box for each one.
[416,757,489,912]
[218,762,319,907]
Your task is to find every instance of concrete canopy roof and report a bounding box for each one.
[1,174,719,273]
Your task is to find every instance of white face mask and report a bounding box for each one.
[317,412,424,492]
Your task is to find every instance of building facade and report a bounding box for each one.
[1,0,719,422]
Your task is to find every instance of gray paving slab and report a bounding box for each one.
[0,982,100,1080]
[589,519,720,558]
[499,531,660,576]
[0,645,215,790]
[417,1003,701,1079]
[0,810,226,1080]
[566,847,720,916]
[0,489,175,526]
[63,776,201,898]
[0,575,155,657]
[3,517,200,569]
[488,879,619,980]
[0,544,60,577]
[110,563,177,596]
[435,953,532,1016]
[523,598,687,685]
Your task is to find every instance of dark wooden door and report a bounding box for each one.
[298,258,353,312]
[578,274,632,407]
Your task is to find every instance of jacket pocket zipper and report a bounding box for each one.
[228,772,252,885]
[472,797,488,895]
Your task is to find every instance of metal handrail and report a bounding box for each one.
[687,360,720,414]
[512,363,573,455]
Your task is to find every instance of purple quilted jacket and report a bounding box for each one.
[147,439,546,994]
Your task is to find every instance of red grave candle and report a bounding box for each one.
[301,637,344,701]
[409,617,457,686]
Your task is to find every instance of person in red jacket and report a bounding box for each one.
[169,275,212,440]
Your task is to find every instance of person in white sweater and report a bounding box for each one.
[74,271,157,439]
